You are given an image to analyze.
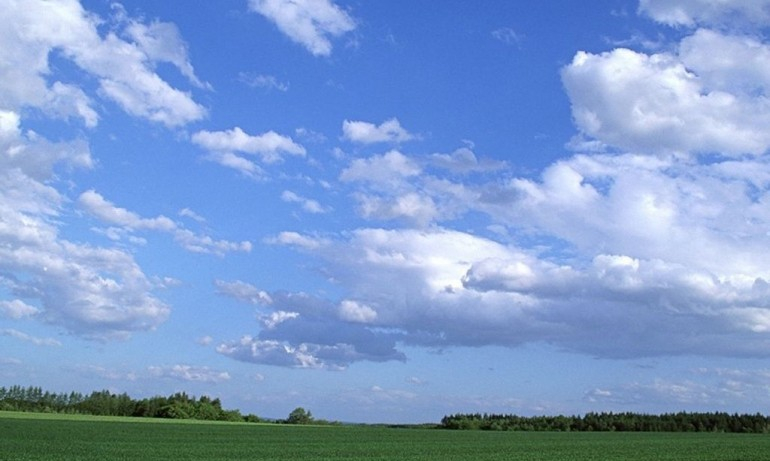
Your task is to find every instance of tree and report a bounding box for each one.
[286,407,313,424]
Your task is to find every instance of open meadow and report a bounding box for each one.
[2,411,770,461]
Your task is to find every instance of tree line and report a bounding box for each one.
[440,412,770,433]
[0,385,259,423]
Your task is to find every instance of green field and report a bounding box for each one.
[2,411,770,460]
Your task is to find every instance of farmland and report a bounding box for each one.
[2,411,770,460]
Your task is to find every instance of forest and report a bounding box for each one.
[440,412,770,433]
[4,384,770,432]
[0,385,258,423]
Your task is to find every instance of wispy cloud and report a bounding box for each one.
[238,72,289,91]
[248,0,356,56]
[492,27,523,46]
[2,329,61,347]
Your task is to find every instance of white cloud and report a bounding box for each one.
[79,190,251,256]
[192,127,305,164]
[261,311,300,329]
[205,152,265,178]
[173,229,253,255]
[267,231,328,250]
[149,364,231,383]
[216,288,405,369]
[215,279,273,305]
[354,192,438,227]
[124,19,210,89]
[281,190,328,214]
[0,0,206,127]
[562,46,770,156]
[178,208,206,223]
[217,337,325,368]
[257,214,770,359]
[338,300,377,323]
[249,0,356,56]
[239,72,289,92]
[0,300,39,319]
[342,118,414,144]
[44,82,99,128]
[79,190,176,232]
[639,0,770,28]
[428,147,506,174]
[340,150,475,226]
[0,119,169,340]
[679,29,770,97]
[217,330,403,370]
[340,150,420,184]
[0,110,93,181]
[1,329,61,347]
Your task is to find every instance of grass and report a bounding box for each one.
[3,411,770,460]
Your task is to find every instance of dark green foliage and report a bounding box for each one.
[440,411,770,433]
[0,385,257,423]
[285,406,313,424]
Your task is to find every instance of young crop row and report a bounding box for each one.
[3,412,770,460]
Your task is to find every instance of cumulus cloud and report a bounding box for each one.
[428,147,506,174]
[249,0,356,56]
[339,150,475,226]
[0,114,169,339]
[258,215,770,359]
[192,127,305,176]
[215,287,404,369]
[562,46,770,156]
[214,279,273,305]
[342,118,415,144]
[0,0,206,127]
[0,111,93,180]
[190,0,770,369]
[338,300,377,323]
[341,150,420,183]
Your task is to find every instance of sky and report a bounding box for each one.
[2,0,770,424]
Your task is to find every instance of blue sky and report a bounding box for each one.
[3,0,770,424]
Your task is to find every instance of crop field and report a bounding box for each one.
[2,411,770,460]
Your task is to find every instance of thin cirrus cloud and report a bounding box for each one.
[238,72,290,92]
[148,365,231,383]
